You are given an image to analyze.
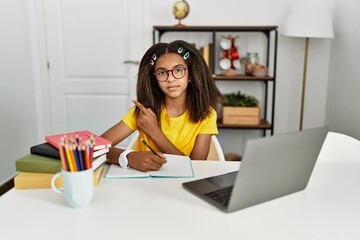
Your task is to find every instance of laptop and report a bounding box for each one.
[183,127,329,213]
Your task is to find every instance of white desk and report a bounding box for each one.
[1,132,360,240]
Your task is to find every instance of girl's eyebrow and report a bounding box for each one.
[156,64,187,71]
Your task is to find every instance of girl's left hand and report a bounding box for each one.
[132,99,160,136]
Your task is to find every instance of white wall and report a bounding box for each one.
[1,0,359,184]
[0,1,40,184]
[326,0,360,140]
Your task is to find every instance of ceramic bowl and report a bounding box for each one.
[252,66,268,77]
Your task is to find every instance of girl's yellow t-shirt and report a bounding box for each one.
[122,106,218,156]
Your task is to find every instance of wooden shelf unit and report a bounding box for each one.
[153,25,278,135]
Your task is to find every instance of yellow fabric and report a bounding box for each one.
[122,106,218,156]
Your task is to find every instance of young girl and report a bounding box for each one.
[101,40,222,172]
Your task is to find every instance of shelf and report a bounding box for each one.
[213,75,274,81]
[217,119,271,129]
[153,25,278,33]
[153,25,277,136]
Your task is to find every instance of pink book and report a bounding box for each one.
[45,130,112,151]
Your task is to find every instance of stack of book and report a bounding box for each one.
[14,130,111,189]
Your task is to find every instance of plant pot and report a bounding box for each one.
[222,106,260,125]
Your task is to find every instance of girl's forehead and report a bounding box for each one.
[155,53,186,68]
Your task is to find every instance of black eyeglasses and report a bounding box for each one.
[154,66,187,82]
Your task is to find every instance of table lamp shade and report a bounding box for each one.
[283,0,334,39]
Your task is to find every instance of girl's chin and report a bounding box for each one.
[165,91,187,99]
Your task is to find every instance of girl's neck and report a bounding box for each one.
[164,95,187,118]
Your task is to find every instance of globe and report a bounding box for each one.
[172,0,190,25]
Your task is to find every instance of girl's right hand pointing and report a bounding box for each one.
[132,99,159,136]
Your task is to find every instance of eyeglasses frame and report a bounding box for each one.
[154,67,188,82]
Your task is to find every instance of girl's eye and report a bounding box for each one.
[157,70,166,76]
[175,67,184,73]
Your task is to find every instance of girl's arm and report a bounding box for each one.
[132,99,184,155]
[189,134,212,160]
[100,121,133,164]
[101,121,167,171]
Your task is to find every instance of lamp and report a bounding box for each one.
[282,0,334,130]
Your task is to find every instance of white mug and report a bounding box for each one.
[51,168,94,208]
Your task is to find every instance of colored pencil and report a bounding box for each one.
[57,135,95,172]
[64,143,74,172]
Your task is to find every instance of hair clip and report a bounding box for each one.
[152,53,157,60]
[150,53,157,65]
[183,52,190,60]
[177,47,183,53]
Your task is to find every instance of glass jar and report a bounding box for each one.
[244,52,259,75]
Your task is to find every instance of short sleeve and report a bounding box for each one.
[199,108,218,134]
[122,107,137,131]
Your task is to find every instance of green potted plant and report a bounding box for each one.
[221,91,260,125]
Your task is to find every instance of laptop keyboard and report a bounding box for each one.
[204,185,234,207]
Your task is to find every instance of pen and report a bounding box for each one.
[141,138,163,158]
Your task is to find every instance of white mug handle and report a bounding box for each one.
[51,172,64,194]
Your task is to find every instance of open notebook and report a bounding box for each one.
[105,154,193,178]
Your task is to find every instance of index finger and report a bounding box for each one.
[132,99,146,112]
[152,154,167,165]
[154,152,167,160]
